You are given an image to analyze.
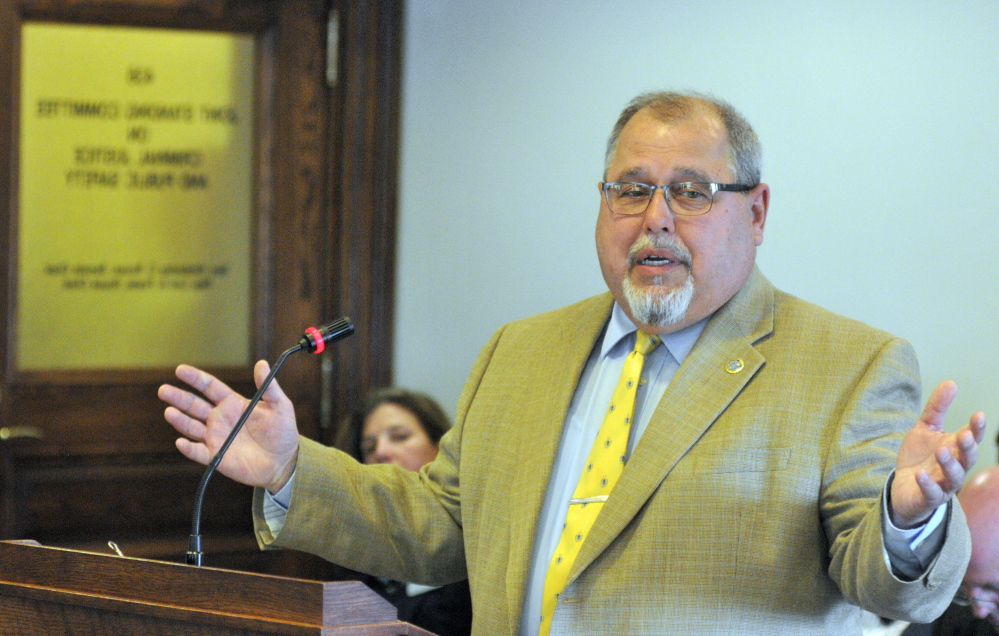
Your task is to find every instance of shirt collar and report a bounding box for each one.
[601,302,708,365]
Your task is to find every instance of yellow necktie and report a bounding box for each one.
[538,330,661,636]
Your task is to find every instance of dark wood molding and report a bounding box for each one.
[322,0,402,443]
[10,0,277,31]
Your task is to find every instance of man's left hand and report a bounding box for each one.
[891,380,986,529]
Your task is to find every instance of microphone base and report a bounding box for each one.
[186,535,203,566]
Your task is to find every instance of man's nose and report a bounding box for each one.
[644,187,676,234]
[970,597,998,619]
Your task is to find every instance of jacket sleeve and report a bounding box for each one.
[250,325,507,586]
[823,336,970,622]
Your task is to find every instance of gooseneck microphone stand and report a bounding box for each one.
[186,317,354,566]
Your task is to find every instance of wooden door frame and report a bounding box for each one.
[0,0,401,570]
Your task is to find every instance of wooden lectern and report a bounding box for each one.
[0,540,436,635]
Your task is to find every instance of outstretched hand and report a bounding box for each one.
[158,361,300,494]
[890,380,986,529]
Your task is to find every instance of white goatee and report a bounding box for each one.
[623,272,694,327]
[622,234,694,327]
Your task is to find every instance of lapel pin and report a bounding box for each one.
[726,359,744,374]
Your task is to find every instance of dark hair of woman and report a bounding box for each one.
[337,387,451,462]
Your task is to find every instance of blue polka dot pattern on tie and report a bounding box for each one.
[539,330,660,636]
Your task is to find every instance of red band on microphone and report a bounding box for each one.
[304,326,325,354]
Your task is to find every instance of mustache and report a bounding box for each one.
[627,234,692,268]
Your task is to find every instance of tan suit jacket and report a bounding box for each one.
[255,267,970,635]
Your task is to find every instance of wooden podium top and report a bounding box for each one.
[0,540,436,635]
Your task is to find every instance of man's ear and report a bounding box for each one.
[748,183,770,247]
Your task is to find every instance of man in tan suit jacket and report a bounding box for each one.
[160,91,986,635]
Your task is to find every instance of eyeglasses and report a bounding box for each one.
[954,585,999,611]
[600,181,754,217]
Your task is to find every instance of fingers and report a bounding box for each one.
[175,437,212,466]
[157,383,214,421]
[163,404,207,440]
[254,360,290,405]
[159,364,247,446]
[907,412,982,510]
[175,364,236,405]
[954,426,980,472]
[918,380,958,430]
[253,360,271,388]
[935,445,968,493]
[938,415,985,475]
[969,411,987,444]
[915,469,945,507]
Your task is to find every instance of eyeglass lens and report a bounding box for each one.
[604,183,715,216]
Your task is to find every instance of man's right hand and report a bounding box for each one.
[158,360,300,494]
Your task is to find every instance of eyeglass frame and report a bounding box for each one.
[600,181,756,217]
[953,583,999,611]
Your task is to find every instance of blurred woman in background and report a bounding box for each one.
[338,387,472,636]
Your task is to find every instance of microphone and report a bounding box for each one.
[299,317,354,354]
[186,317,355,566]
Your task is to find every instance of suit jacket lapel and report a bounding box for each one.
[503,293,616,620]
[568,267,776,582]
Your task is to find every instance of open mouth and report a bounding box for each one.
[631,251,689,269]
[638,255,678,266]
[627,234,692,270]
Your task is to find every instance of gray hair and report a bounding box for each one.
[604,91,762,186]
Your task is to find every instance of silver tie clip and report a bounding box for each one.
[569,495,609,505]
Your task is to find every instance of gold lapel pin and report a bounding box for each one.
[726,359,744,374]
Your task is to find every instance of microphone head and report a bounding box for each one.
[300,317,354,354]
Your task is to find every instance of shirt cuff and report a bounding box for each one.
[881,471,949,580]
[261,472,295,536]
